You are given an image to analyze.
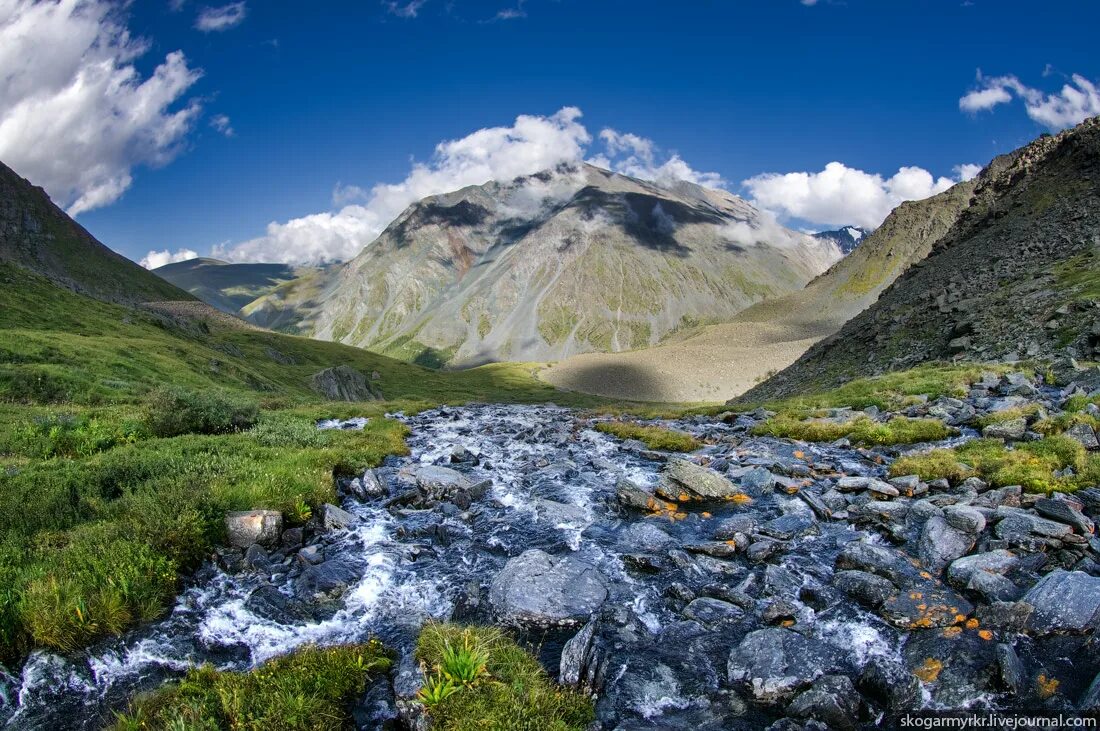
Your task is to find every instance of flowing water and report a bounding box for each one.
[0,404,1055,729]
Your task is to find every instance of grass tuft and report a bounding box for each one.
[752,415,953,446]
[594,421,702,451]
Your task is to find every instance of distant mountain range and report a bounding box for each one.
[241,163,843,366]
[154,258,318,315]
[812,226,868,255]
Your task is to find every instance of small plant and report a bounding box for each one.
[439,630,490,685]
[418,670,460,706]
[290,495,313,524]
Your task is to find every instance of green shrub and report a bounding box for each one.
[249,413,333,448]
[9,412,144,459]
[754,415,953,446]
[594,421,701,451]
[112,641,392,730]
[416,623,594,731]
[144,387,259,438]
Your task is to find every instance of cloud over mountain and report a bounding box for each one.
[960,71,1100,131]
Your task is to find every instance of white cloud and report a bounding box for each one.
[141,248,199,269]
[743,161,975,230]
[0,0,202,216]
[593,128,724,188]
[384,0,427,18]
[218,107,592,264]
[960,71,1100,131]
[195,2,247,32]
[210,113,235,137]
[953,163,982,181]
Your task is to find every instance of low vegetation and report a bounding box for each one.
[112,641,392,730]
[594,421,702,451]
[890,435,1100,492]
[416,623,594,731]
[751,415,954,446]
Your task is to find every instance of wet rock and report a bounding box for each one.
[618,522,676,551]
[1023,570,1100,634]
[858,658,919,715]
[918,516,977,575]
[488,549,607,626]
[348,469,388,501]
[748,538,784,563]
[968,569,1021,602]
[714,515,756,539]
[320,503,357,531]
[245,584,312,622]
[995,643,1025,694]
[683,597,744,624]
[760,513,817,540]
[297,545,324,565]
[836,541,917,585]
[834,570,896,609]
[354,678,399,730]
[225,510,283,548]
[976,601,1034,632]
[684,541,740,558]
[660,458,745,500]
[243,543,270,572]
[727,628,842,703]
[310,365,382,401]
[786,674,860,731]
[533,498,588,526]
[279,526,303,552]
[881,584,973,629]
[560,618,606,694]
[761,599,799,625]
[982,418,1027,440]
[739,466,777,492]
[1080,671,1100,711]
[299,558,360,597]
[943,505,986,534]
[616,478,659,512]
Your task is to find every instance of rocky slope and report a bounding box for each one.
[743,117,1100,403]
[0,160,192,305]
[245,164,842,366]
[154,258,317,315]
[812,225,868,255]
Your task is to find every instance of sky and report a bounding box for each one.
[1,0,1098,268]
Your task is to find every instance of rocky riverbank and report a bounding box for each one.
[4,367,1100,729]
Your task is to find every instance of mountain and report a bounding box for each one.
[0,161,192,304]
[812,226,868,255]
[741,117,1100,402]
[154,258,317,315]
[542,161,994,402]
[246,163,843,367]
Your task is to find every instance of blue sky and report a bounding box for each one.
[2,0,1098,267]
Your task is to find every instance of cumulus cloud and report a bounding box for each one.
[591,129,724,188]
[218,107,592,264]
[960,71,1100,131]
[141,248,199,269]
[0,0,202,216]
[210,113,235,136]
[743,162,976,230]
[195,2,247,31]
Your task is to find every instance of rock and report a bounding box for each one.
[994,507,1073,539]
[867,480,900,498]
[858,658,919,715]
[760,513,816,540]
[559,618,605,694]
[715,515,757,539]
[918,516,977,575]
[982,418,1027,440]
[299,558,361,597]
[617,522,676,551]
[995,643,1025,694]
[1035,497,1095,535]
[835,541,916,585]
[243,543,270,571]
[968,570,1021,603]
[786,674,860,731]
[280,526,303,552]
[834,570,896,609]
[297,545,324,565]
[245,584,312,622]
[660,458,744,500]
[225,510,283,548]
[727,628,841,703]
[947,549,1018,588]
[1065,422,1100,450]
[349,469,388,501]
[309,365,382,401]
[881,585,973,629]
[684,541,739,558]
[1080,671,1100,711]
[320,503,357,531]
[616,478,659,512]
[683,597,744,624]
[488,549,607,626]
[890,474,925,497]
[835,476,871,493]
[739,466,777,492]
[1023,569,1100,634]
[533,498,588,526]
[943,505,986,534]
[976,601,1034,632]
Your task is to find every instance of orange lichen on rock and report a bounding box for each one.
[729,494,754,504]
[914,658,944,683]
[965,618,979,630]
[1037,674,1060,699]
[978,630,993,641]
[942,626,962,638]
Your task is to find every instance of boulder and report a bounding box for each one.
[918,516,977,575]
[320,503,357,531]
[309,365,382,401]
[488,549,607,626]
[946,549,1018,588]
[727,628,842,703]
[786,674,860,731]
[835,541,917,585]
[616,478,659,512]
[858,658,919,715]
[299,558,361,597]
[683,597,744,624]
[559,618,605,695]
[245,584,313,622]
[659,458,744,500]
[1023,569,1100,634]
[834,570,896,609]
[225,510,283,548]
[1065,422,1100,450]
[982,418,1027,440]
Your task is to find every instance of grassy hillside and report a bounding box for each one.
[153,258,316,315]
[0,162,192,304]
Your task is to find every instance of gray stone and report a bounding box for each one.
[617,522,676,550]
[976,601,1034,632]
[1035,497,1095,535]
[225,510,283,548]
[1023,569,1100,634]
[660,458,744,500]
[683,597,744,624]
[995,643,1025,694]
[320,503,357,531]
[532,498,588,526]
[488,549,607,626]
[559,618,605,695]
[947,549,1018,588]
[348,469,388,501]
[297,545,324,565]
[944,505,986,534]
[715,515,757,539]
[858,658,919,715]
[760,513,816,540]
[835,541,916,585]
[786,674,860,731]
[834,570,896,609]
[919,516,977,574]
[1080,671,1100,711]
[867,479,900,498]
[740,466,778,492]
[727,628,841,703]
[299,558,360,597]
[616,478,659,512]
[1065,422,1100,450]
[968,570,1021,602]
[309,365,382,401]
[982,418,1027,440]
